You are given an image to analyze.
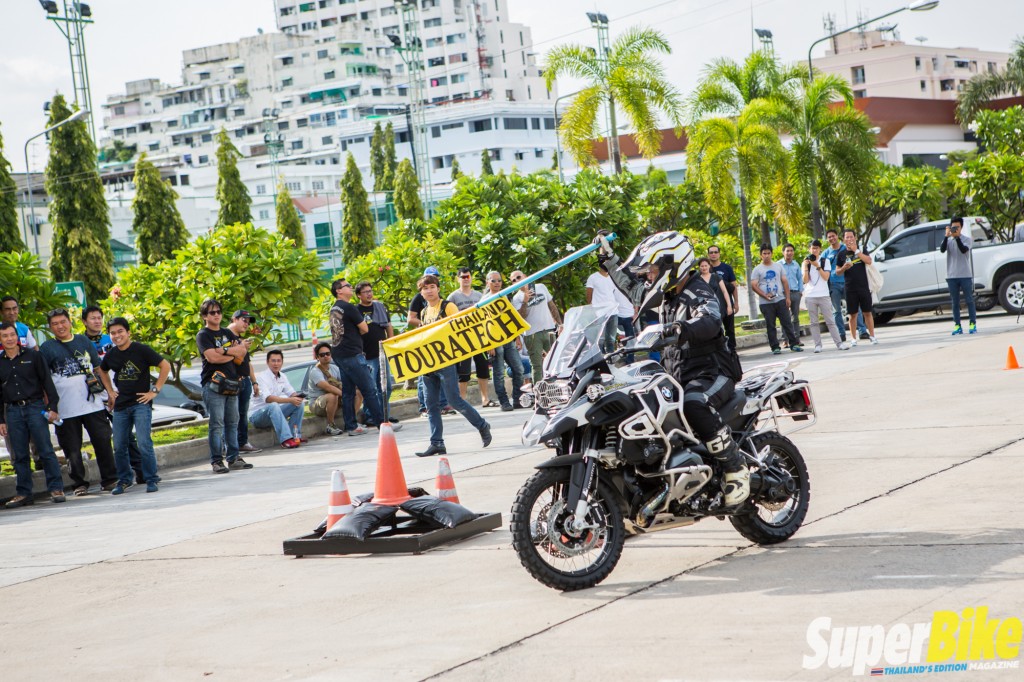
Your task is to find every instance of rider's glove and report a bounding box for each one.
[665,321,690,342]
[592,234,614,261]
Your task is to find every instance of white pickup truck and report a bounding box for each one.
[870,217,1024,324]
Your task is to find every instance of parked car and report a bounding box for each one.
[870,216,1024,323]
[152,373,206,417]
[151,404,202,427]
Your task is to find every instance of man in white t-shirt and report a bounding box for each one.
[510,271,562,383]
[802,239,849,353]
[586,264,637,353]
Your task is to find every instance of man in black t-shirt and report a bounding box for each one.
[99,317,171,493]
[329,279,399,436]
[837,229,878,346]
[355,281,394,422]
[195,298,251,473]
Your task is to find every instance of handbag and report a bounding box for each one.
[866,262,884,294]
[210,370,241,396]
[85,371,105,395]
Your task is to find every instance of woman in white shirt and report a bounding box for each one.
[802,240,850,353]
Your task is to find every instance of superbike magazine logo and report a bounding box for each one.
[802,607,1022,676]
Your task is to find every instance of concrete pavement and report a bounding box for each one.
[1,312,1022,680]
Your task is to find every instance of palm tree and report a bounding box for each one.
[688,99,787,320]
[957,38,1024,124]
[544,26,683,174]
[769,74,876,238]
[687,50,806,244]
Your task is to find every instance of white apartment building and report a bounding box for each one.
[813,29,1009,100]
[93,0,558,258]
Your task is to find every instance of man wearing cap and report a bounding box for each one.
[228,310,261,455]
[408,266,451,416]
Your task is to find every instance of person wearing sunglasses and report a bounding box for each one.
[305,342,345,436]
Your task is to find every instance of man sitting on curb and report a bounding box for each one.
[249,349,304,449]
[305,342,344,436]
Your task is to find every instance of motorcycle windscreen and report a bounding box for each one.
[543,305,620,378]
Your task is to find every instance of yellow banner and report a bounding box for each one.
[383,297,530,383]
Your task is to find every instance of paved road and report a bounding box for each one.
[2,312,1022,680]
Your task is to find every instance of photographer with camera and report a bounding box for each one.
[940,216,977,335]
[40,308,118,496]
[802,240,850,353]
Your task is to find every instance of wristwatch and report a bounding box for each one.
[221,347,229,356]
[152,387,161,394]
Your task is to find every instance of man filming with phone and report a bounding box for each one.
[941,216,977,335]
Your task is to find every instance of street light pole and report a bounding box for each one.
[553,89,583,184]
[23,107,90,258]
[804,0,939,237]
[39,1,97,142]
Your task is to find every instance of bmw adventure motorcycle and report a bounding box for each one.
[510,306,815,591]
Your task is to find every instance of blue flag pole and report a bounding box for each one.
[477,233,617,308]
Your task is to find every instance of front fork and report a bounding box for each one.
[565,430,601,533]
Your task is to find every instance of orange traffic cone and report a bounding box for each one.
[325,470,353,532]
[372,423,411,506]
[435,457,460,504]
[1006,346,1020,370]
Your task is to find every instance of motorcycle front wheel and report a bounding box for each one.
[510,467,626,591]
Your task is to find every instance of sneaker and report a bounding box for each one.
[111,481,134,495]
[239,443,262,453]
[838,342,851,351]
[813,345,823,354]
[771,347,782,355]
[325,424,344,436]
[388,422,403,432]
[850,339,858,347]
[441,407,457,416]
[50,490,66,503]
[969,323,977,335]
[870,336,879,345]
[211,460,230,474]
[479,425,492,448]
[229,457,254,469]
[347,426,367,437]
[952,325,963,336]
[859,331,870,340]
[500,404,514,412]
[419,410,428,418]
[146,482,159,493]
[281,438,301,449]
[5,495,34,509]
[73,485,89,497]
[790,345,803,353]
[722,469,750,507]
[101,481,118,492]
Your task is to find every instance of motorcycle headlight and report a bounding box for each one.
[535,379,573,409]
[586,384,605,402]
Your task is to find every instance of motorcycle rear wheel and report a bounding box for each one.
[730,433,810,545]
[510,468,626,591]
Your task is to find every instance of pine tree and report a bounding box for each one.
[480,149,494,176]
[132,153,189,265]
[450,157,463,182]
[0,123,25,253]
[340,152,375,261]
[393,159,424,222]
[276,183,305,248]
[381,122,397,192]
[215,129,251,226]
[45,94,114,302]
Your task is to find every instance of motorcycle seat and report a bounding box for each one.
[718,388,748,424]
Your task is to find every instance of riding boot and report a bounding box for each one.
[704,427,750,507]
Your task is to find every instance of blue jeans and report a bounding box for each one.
[5,400,64,497]
[947,277,977,326]
[418,375,448,412]
[335,354,385,431]
[363,356,393,421]
[490,341,524,408]
[250,402,304,443]
[112,403,158,485]
[237,377,253,446]
[203,385,239,464]
[423,364,487,446]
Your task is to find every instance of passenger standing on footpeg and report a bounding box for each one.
[595,231,750,507]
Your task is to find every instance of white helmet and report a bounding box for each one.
[617,231,696,316]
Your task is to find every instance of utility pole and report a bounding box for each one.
[39,1,97,143]
[262,108,284,221]
[393,0,433,215]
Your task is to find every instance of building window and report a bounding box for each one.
[113,106,125,115]
[198,155,209,164]
[282,56,294,66]
[505,89,514,101]
[920,80,927,91]
[297,118,308,128]
[180,175,190,186]
[503,117,528,130]
[314,222,332,254]
[514,151,525,161]
[280,6,295,16]
[531,117,540,130]
[312,180,325,190]
[535,149,544,158]
[446,33,465,44]
[372,88,382,96]
[851,66,865,85]
[424,17,442,27]
[988,61,998,74]
[451,73,466,84]
[256,184,266,195]
[322,136,333,145]
[201,133,213,143]
[915,56,922,71]
[430,76,448,87]
[282,77,294,87]
[428,56,445,67]
[442,122,463,130]
[286,181,302,191]
[258,209,270,220]
[425,37,443,47]
[291,140,304,150]
[543,117,556,129]
[299,2,315,11]
[470,119,493,133]
[324,70,335,80]
[317,49,329,59]
[853,89,866,98]
[940,79,955,91]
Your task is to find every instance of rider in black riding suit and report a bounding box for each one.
[596,231,750,507]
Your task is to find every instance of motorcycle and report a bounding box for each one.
[510,306,815,591]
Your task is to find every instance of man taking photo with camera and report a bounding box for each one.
[941,216,977,336]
